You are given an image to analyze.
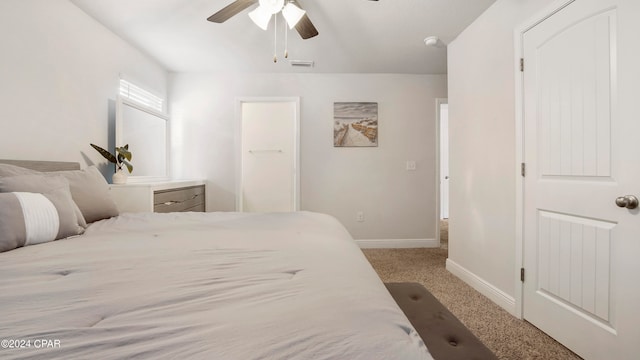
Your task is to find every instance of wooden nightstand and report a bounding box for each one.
[108,180,206,213]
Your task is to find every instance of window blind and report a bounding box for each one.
[119,79,164,113]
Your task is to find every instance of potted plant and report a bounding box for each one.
[90,143,133,184]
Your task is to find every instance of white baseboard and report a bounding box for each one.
[356,238,438,249]
[446,258,517,316]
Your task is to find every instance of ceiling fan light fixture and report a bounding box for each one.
[282,2,306,29]
[249,6,272,30]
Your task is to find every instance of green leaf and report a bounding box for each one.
[116,147,132,161]
[122,160,133,173]
[90,143,117,164]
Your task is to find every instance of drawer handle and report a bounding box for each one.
[158,194,200,207]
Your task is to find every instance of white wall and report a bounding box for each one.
[447,0,556,310]
[170,73,447,241]
[0,0,167,174]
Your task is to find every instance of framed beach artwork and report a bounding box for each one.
[333,102,378,147]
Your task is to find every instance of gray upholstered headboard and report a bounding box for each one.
[0,159,81,172]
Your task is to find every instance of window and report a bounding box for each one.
[119,79,164,113]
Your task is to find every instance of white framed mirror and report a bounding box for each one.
[115,95,169,181]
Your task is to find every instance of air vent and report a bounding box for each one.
[289,60,314,68]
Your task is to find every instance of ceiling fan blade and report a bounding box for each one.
[294,14,319,39]
[291,0,318,39]
[207,0,257,23]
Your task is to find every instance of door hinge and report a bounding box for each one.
[520,268,525,282]
[520,58,524,72]
[521,163,526,177]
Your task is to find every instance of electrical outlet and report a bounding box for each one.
[406,160,417,171]
[356,211,364,222]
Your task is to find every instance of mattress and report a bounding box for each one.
[0,211,432,360]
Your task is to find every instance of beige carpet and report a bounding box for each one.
[362,224,581,359]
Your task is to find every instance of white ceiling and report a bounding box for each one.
[71,0,496,74]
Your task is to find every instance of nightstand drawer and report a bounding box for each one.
[154,185,206,213]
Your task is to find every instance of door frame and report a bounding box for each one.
[435,98,448,245]
[514,0,576,319]
[235,97,301,212]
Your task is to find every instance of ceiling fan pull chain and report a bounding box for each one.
[284,15,289,59]
[283,12,289,59]
[273,15,278,63]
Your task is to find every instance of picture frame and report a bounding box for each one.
[333,102,378,147]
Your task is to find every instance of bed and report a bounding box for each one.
[0,160,432,360]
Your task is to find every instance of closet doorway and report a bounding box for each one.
[236,98,300,212]
[439,100,449,220]
[436,99,449,248]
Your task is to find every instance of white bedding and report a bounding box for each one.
[0,211,432,360]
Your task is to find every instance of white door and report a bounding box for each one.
[522,0,640,358]
[439,102,449,219]
[240,100,299,212]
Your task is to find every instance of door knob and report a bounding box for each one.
[615,195,639,210]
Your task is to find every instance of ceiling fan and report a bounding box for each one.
[207,0,379,40]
